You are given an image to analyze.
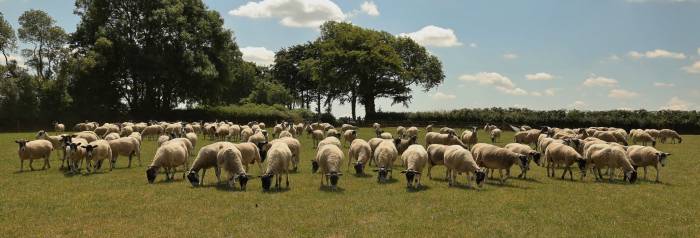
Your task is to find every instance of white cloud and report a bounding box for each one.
[530,92,543,96]
[229,0,346,28]
[570,101,586,109]
[432,91,456,100]
[469,43,478,48]
[240,46,275,66]
[399,25,462,47]
[662,97,691,110]
[608,54,621,61]
[525,72,554,81]
[608,89,639,99]
[545,88,558,96]
[683,61,700,74]
[627,49,686,59]
[459,72,529,96]
[583,76,618,87]
[360,1,379,16]
[697,48,700,55]
[503,53,518,60]
[653,82,675,87]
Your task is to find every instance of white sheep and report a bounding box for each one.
[380,132,393,139]
[630,129,656,146]
[240,128,254,142]
[260,142,292,191]
[74,131,98,143]
[425,132,466,147]
[313,144,344,189]
[504,143,542,178]
[186,142,234,186]
[341,124,357,132]
[658,129,682,144]
[109,137,142,168]
[626,145,670,182]
[439,127,456,135]
[348,139,372,174]
[15,139,53,171]
[471,143,528,184]
[262,137,301,172]
[401,144,428,189]
[233,142,264,174]
[185,132,198,149]
[443,145,486,188]
[489,128,502,143]
[396,126,406,139]
[426,124,433,133]
[342,130,357,147]
[104,132,120,141]
[367,137,387,166]
[278,130,293,138]
[141,125,163,140]
[54,122,65,132]
[326,128,340,138]
[35,130,64,162]
[82,140,113,173]
[129,132,142,144]
[311,130,325,148]
[406,126,419,138]
[544,142,586,181]
[157,135,170,147]
[146,142,189,183]
[120,126,134,137]
[373,140,398,183]
[426,144,449,180]
[394,136,418,156]
[588,144,637,183]
[217,144,251,190]
[460,127,478,149]
[317,136,341,149]
[65,138,89,173]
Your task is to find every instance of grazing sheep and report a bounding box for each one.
[394,136,418,156]
[146,142,189,183]
[15,139,53,171]
[65,138,89,173]
[247,131,267,145]
[314,144,344,189]
[278,130,293,138]
[504,143,541,178]
[396,126,406,139]
[588,145,637,183]
[217,144,251,190]
[104,132,120,141]
[228,125,241,141]
[184,132,197,148]
[232,142,264,174]
[443,145,486,188]
[658,129,682,144]
[318,136,342,149]
[645,129,660,139]
[490,128,502,143]
[186,142,234,186]
[544,143,586,181]
[348,139,372,174]
[471,143,528,184]
[426,124,433,133]
[342,130,357,147]
[260,142,292,191]
[216,125,231,141]
[426,144,449,180]
[109,137,142,168]
[312,130,325,148]
[240,128,254,142]
[367,137,387,166]
[406,126,419,138]
[141,125,163,140]
[82,140,113,173]
[401,145,428,189]
[425,132,466,147]
[373,140,398,183]
[157,135,170,147]
[165,123,183,138]
[460,127,478,149]
[262,137,301,172]
[631,130,656,146]
[380,132,393,139]
[514,129,546,146]
[627,146,670,182]
[129,132,142,144]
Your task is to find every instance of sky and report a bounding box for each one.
[1,0,699,117]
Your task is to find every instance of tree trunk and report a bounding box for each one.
[351,89,357,121]
[316,93,321,115]
[363,95,376,120]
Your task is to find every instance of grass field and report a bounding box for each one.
[1,128,699,237]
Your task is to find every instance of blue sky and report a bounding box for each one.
[2,0,699,117]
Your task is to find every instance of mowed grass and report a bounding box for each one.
[1,128,699,237]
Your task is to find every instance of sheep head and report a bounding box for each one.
[353,162,364,174]
[401,169,420,188]
[237,173,249,191]
[624,170,638,183]
[327,172,341,188]
[81,144,98,158]
[146,166,158,184]
[14,140,28,150]
[311,160,319,173]
[475,169,486,187]
[260,173,273,190]
[186,170,200,187]
[530,151,541,166]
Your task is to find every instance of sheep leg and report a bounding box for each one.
[276,174,281,190]
[45,156,50,169]
[128,153,133,168]
[20,159,24,172]
[607,168,614,182]
[29,159,35,171]
[643,167,648,180]
[86,160,92,173]
[560,166,567,180]
[427,165,432,179]
[655,165,660,183]
[285,170,290,188]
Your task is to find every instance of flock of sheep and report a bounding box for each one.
[13,120,681,191]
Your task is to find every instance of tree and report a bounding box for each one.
[17,9,68,80]
[71,0,251,118]
[0,12,17,66]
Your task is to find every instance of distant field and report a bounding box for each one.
[1,128,699,237]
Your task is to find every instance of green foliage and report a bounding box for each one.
[17,9,68,80]
[168,103,321,124]
[241,78,293,106]
[0,12,17,65]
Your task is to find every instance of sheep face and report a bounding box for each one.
[327,172,341,187]
[624,170,638,183]
[237,174,249,190]
[186,171,199,187]
[66,142,82,156]
[658,152,671,167]
[311,161,319,173]
[401,170,420,188]
[518,155,529,171]
[475,170,486,187]
[146,166,158,183]
[353,162,364,174]
[15,140,27,151]
[261,174,273,190]
[531,152,541,166]
[374,167,389,182]
[576,159,587,177]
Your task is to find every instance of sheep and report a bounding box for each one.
[109,136,142,168]
[645,129,660,139]
[490,128,502,143]
[54,122,65,132]
[318,136,342,149]
[439,127,456,135]
[460,127,478,149]
[400,145,428,189]
[627,146,670,182]
[186,142,234,186]
[372,140,398,183]
[348,139,372,174]
[260,142,292,191]
[217,144,251,190]
[65,138,89,173]
[425,132,467,147]
[278,130,293,138]
[81,140,113,173]
[141,125,163,140]
[471,143,528,184]
[313,144,344,189]
[104,132,120,141]
[258,122,266,129]
[342,130,357,147]
[273,124,284,138]
[443,145,486,188]
[658,129,682,144]
[380,132,393,139]
[372,123,381,131]
[74,131,98,143]
[504,143,542,178]
[133,123,147,133]
[157,135,170,147]
[341,124,357,132]
[312,130,325,148]
[262,137,301,172]
[426,124,433,133]
[483,124,498,134]
[294,123,304,137]
[228,124,241,141]
[165,123,183,138]
[240,128,254,142]
[247,131,267,144]
[15,139,53,171]
[120,126,134,137]
[326,128,340,138]
[367,137,386,166]
[146,142,189,183]
[593,131,626,145]
[543,142,586,181]
[185,132,197,149]
[588,145,637,183]
[426,144,448,180]
[406,126,419,138]
[216,124,231,141]
[396,126,406,139]
[631,130,656,146]
[129,132,142,144]
[514,129,546,146]
[35,130,64,161]
[394,136,418,156]
[232,142,264,174]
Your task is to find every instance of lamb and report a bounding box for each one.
[54,122,65,132]
[185,132,198,149]
[588,145,637,183]
[342,130,357,147]
[658,129,682,144]
[104,132,120,141]
[631,130,656,146]
[217,144,251,190]
[318,136,342,149]
[426,124,433,132]
[278,130,293,138]
[240,128,254,142]
[396,126,406,139]
[460,127,478,149]
[348,139,372,174]
[443,145,486,188]
[260,142,292,191]
[490,128,502,143]
[312,130,325,148]
[109,136,142,168]
[65,138,89,173]
[314,144,344,189]
[626,145,670,182]
[426,144,448,179]
[471,143,528,184]
[400,145,428,189]
[141,125,163,140]
[406,126,419,138]
[81,140,113,173]
[15,139,53,171]
[544,142,586,181]
[262,137,301,172]
[372,140,398,183]
[146,142,189,183]
[504,143,541,178]
[186,142,234,186]
[425,132,467,147]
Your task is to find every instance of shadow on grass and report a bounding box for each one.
[484,180,529,189]
[376,177,399,184]
[318,186,345,193]
[447,183,479,190]
[261,187,292,193]
[511,176,543,183]
[428,177,449,182]
[353,173,373,178]
[406,184,431,192]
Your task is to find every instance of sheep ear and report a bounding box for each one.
[337,173,343,176]
[400,170,407,173]
[71,135,77,138]
[415,171,421,174]
[665,153,672,156]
